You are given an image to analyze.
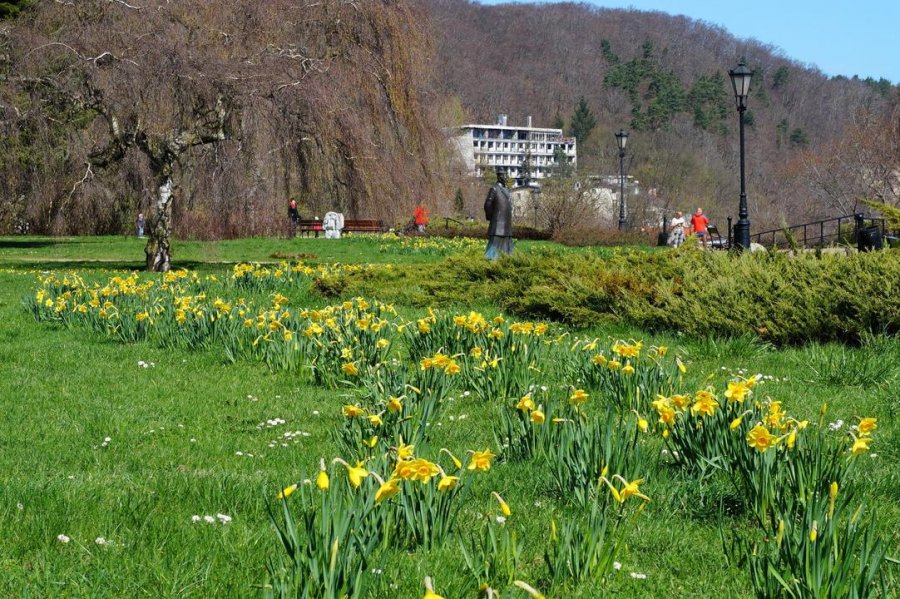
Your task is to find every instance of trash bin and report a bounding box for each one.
[857,226,883,251]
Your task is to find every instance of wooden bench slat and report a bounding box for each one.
[295,218,385,236]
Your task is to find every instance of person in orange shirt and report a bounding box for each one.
[691,208,710,249]
[414,205,430,233]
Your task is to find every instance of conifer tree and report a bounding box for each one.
[570,97,596,144]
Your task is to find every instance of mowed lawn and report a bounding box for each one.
[0,235,897,597]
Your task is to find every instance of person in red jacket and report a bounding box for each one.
[691,208,710,249]
[414,205,430,233]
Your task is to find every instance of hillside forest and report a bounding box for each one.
[1,0,898,250]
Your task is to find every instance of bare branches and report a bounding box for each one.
[68,162,94,199]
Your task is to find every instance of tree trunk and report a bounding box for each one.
[145,177,174,272]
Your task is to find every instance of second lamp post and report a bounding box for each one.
[729,59,753,250]
[615,129,629,230]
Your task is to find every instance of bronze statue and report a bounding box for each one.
[484,168,513,259]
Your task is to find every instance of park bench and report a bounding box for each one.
[297,218,385,237]
[706,224,729,249]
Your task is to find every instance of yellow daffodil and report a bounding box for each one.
[386,396,403,413]
[691,391,719,417]
[676,356,687,373]
[276,483,297,500]
[531,409,545,424]
[316,468,329,491]
[333,458,369,489]
[437,475,459,492]
[364,435,379,448]
[857,417,877,435]
[632,409,648,433]
[374,477,401,503]
[591,354,608,366]
[617,475,650,502]
[746,424,776,452]
[397,441,415,460]
[368,414,383,427]
[516,395,535,412]
[409,458,440,484]
[671,394,691,409]
[492,491,511,517]
[467,449,496,471]
[809,520,818,543]
[569,389,589,406]
[850,435,871,456]
[342,404,365,418]
[724,381,750,403]
[786,430,797,449]
[622,362,635,375]
[341,362,359,376]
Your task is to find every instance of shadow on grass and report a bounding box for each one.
[0,260,229,272]
[0,239,71,249]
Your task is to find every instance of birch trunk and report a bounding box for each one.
[145,177,174,272]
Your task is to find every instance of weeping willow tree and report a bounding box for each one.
[1,0,450,269]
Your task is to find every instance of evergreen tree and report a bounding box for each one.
[552,110,565,131]
[599,39,619,64]
[0,1,32,19]
[570,97,596,144]
[772,66,790,89]
[453,188,465,213]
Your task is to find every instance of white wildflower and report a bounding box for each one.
[57,534,71,544]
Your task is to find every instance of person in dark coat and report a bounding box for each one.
[484,168,514,260]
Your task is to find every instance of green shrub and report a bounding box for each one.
[331,247,900,345]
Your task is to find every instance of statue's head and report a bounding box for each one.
[495,168,508,186]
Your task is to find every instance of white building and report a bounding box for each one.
[453,115,577,187]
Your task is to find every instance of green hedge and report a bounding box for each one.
[331,247,900,345]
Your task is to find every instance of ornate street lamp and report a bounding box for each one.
[729,59,753,250]
[615,129,629,230]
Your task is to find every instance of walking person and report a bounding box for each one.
[288,198,299,236]
[136,212,145,238]
[691,208,710,249]
[668,211,686,247]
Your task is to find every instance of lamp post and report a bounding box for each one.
[615,129,629,230]
[729,59,753,250]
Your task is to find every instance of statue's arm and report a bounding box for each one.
[484,187,496,220]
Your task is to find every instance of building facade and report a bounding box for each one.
[453,115,577,187]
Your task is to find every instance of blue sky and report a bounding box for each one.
[479,1,900,83]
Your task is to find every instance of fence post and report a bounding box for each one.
[727,216,733,247]
[855,213,865,251]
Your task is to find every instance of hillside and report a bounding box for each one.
[426,0,899,228]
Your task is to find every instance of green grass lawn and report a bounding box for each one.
[1,236,897,598]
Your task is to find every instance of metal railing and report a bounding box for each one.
[752,214,887,249]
